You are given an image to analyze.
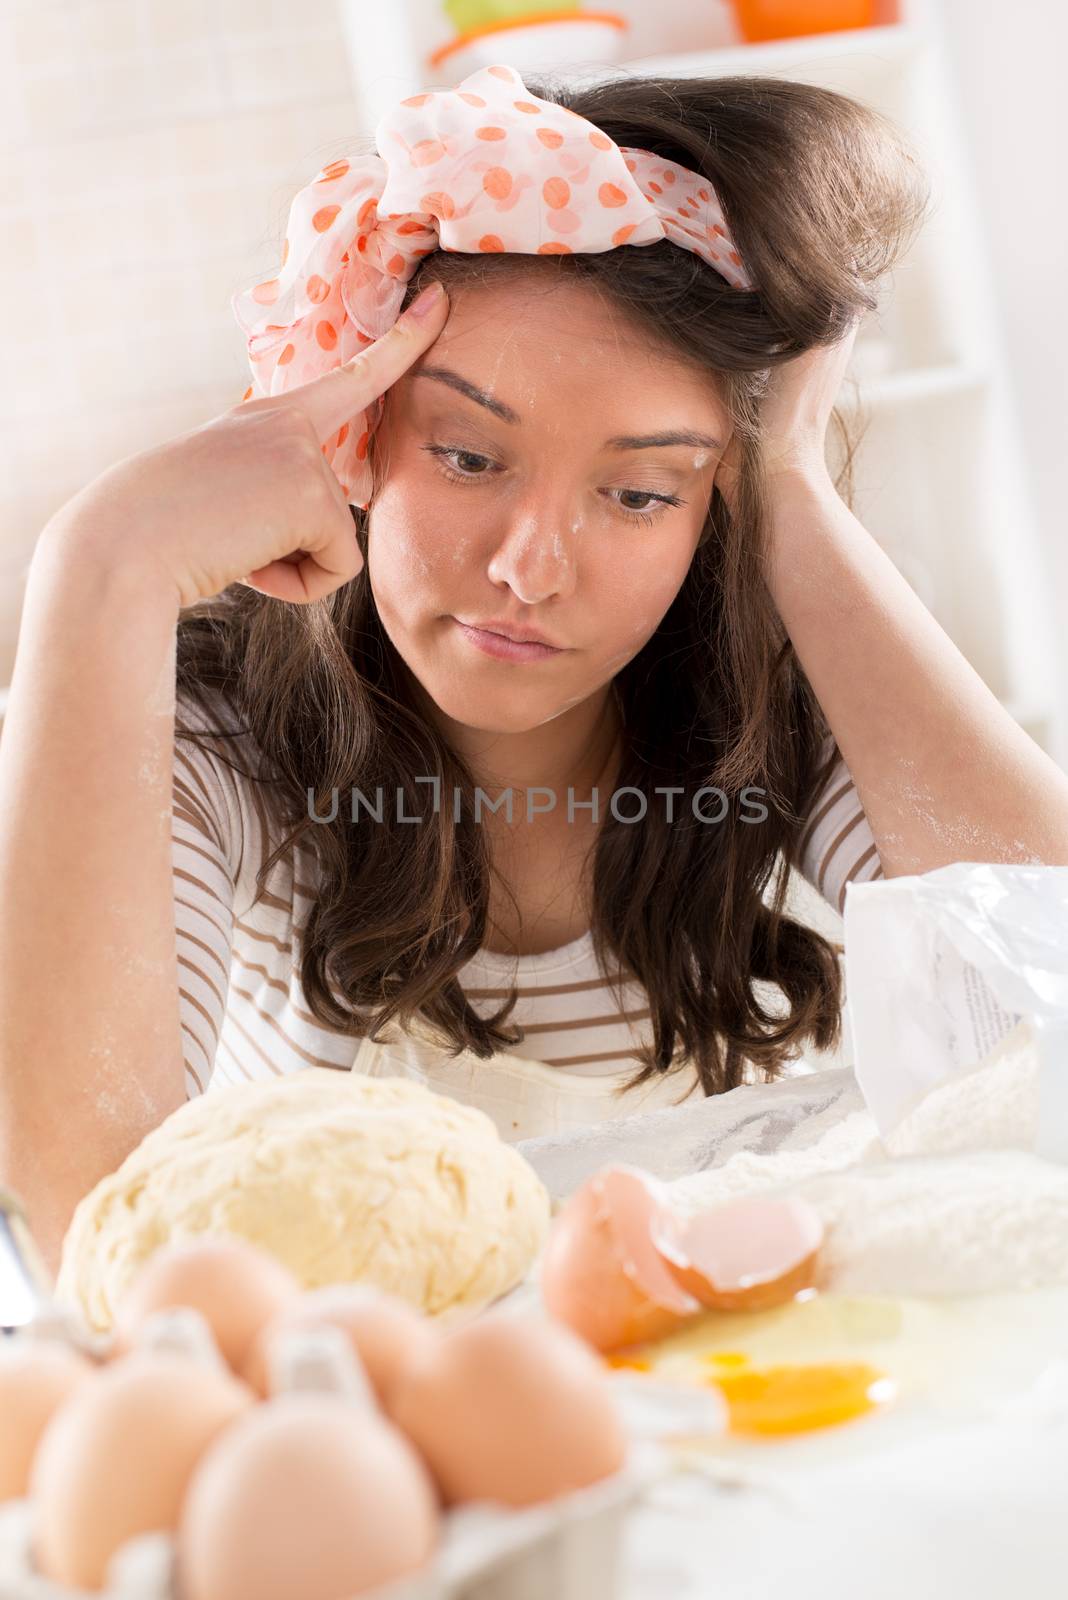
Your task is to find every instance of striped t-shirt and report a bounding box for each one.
[172,690,883,1102]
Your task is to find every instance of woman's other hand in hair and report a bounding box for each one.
[714,317,860,516]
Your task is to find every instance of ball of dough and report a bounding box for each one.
[57,1072,551,1333]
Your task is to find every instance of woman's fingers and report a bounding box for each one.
[231,284,448,604]
[243,553,346,605]
[261,282,450,447]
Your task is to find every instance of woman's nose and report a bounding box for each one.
[485,502,580,605]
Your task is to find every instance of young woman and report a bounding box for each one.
[4,71,1067,1268]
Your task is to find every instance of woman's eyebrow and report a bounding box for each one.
[411,365,721,450]
[604,428,722,452]
[413,366,519,424]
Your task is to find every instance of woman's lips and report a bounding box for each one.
[451,618,566,663]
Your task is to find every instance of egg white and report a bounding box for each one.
[632,1285,1068,1468]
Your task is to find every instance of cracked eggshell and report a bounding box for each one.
[656,1194,825,1312]
[540,1165,702,1352]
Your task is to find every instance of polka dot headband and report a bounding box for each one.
[231,61,753,511]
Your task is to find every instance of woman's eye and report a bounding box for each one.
[615,489,673,517]
[420,444,685,525]
[601,486,686,525]
[423,445,495,480]
[448,449,493,477]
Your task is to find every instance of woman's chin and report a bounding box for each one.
[421,688,565,737]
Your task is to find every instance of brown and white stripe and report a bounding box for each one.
[172,697,883,1096]
[795,731,886,917]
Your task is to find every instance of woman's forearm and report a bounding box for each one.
[763,467,1068,874]
[0,515,188,1272]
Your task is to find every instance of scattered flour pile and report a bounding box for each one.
[670,1024,1068,1295]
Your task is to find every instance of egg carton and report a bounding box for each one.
[0,1313,723,1600]
[0,1456,655,1600]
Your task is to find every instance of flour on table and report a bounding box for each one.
[669,1024,1065,1296]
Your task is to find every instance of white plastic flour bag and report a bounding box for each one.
[842,862,1068,1161]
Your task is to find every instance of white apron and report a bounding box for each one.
[350,1016,704,1142]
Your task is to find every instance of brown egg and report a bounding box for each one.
[112,1238,300,1372]
[178,1393,439,1600]
[0,1341,94,1501]
[540,1166,702,1351]
[242,1285,438,1406]
[390,1310,627,1507]
[30,1350,253,1590]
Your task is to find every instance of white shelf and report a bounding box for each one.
[624,23,922,85]
[840,362,988,411]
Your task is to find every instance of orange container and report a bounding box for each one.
[729,0,875,42]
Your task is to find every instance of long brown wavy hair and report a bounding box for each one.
[176,73,928,1097]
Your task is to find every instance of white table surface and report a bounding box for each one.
[520,1069,1068,1600]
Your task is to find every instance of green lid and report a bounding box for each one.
[444,0,579,35]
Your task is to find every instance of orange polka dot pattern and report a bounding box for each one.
[231,62,752,511]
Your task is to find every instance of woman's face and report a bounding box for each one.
[367,275,730,736]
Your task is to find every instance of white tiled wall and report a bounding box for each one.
[1,0,373,684]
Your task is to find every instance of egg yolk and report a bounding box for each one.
[604,1353,652,1373]
[701,1352,895,1435]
